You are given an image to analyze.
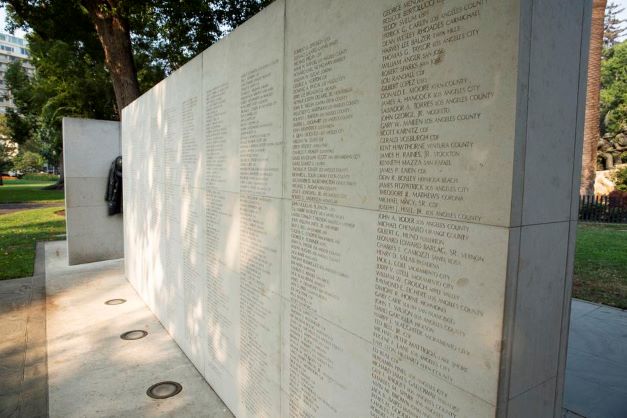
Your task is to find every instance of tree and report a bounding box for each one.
[3,35,118,188]
[81,0,139,110]
[2,1,272,190]
[604,2,627,47]
[12,150,44,173]
[581,0,608,195]
[0,142,8,185]
[2,0,273,113]
[0,115,14,185]
[600,41,627,135]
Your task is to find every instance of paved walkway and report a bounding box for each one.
[564,299,627,418]
[0,203,61,216]
[0,243,48,418]
[43,241,231,418]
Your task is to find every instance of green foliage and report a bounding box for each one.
[613,166,627,191]
[0,143,10,174]
[12,150,44,173]
[3,35,118,168]
[601,41,627,135]
[0,115,13,174]
[22,173,59,181]
[2,0,274,94]
[129,0,272,75]
[0,0,273,172]
[5,108,35,146]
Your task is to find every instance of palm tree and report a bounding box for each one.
[581,0,607,195]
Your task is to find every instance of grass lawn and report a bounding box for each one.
[574,222,627,309]
[0,179,64,203]
[0,179,65,280]
[0,206,66,279]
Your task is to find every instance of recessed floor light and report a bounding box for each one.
[147,381,183,399]
[120,330,148,340]
[105,298,126,305]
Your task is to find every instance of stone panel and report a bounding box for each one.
[121,0,589,417]
[63,117,123,265]
[285,0,521,227]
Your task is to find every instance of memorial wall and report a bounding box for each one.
[122,0,590,416]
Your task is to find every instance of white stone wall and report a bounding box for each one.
[122,1,591,416]
[63,117,123,265]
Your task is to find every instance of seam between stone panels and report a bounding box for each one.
[516,0,533,228]
[496,226,521,417]
[281,0,289,204]
[149,183,571,229]
[554,3,589,413]
[566,0,589,219]
[64,176,111,180]
[288,195,570,229]
[279,0,288,406]
[508,5,530,229]
[65,204,111,209]
[16,276,34,416]
[509,375,557,400]
[36,245,49,413]
[502,0,535,414]
[293,301,500,408]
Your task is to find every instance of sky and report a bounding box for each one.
[610,0,627,42]
[0,6,26,38]
[0,1,627,41]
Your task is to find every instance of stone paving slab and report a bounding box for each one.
[564,299,627,418]
[44,241,233,418]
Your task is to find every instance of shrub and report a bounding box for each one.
[22,173,60,181]
[613,166,627,191]
[12,151,45,174]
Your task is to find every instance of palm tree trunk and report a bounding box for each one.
[580,0,607,195]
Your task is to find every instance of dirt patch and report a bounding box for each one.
[54,210,65,217]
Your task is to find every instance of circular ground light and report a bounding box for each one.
[147,381,183,399]
[105,298,126,305]
[120,330,148,341]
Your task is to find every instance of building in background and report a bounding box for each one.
[0,32,33,114]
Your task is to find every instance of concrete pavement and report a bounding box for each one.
[0,243,48,418]
[564,299,627,418]
[43,241,232,418]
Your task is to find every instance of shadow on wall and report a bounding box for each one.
[124,79,281,417]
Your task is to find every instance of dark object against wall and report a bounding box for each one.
[105,156,123,215]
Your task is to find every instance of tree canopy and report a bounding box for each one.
[601,40,627,135]
[0,0,272,173]
[4,35,117,170]
[2,0,272,111]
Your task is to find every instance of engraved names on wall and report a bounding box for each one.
[122,0,584,416]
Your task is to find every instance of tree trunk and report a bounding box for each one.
[82,0,140,114]
[580,0,607,195]
[42,151,64,190]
